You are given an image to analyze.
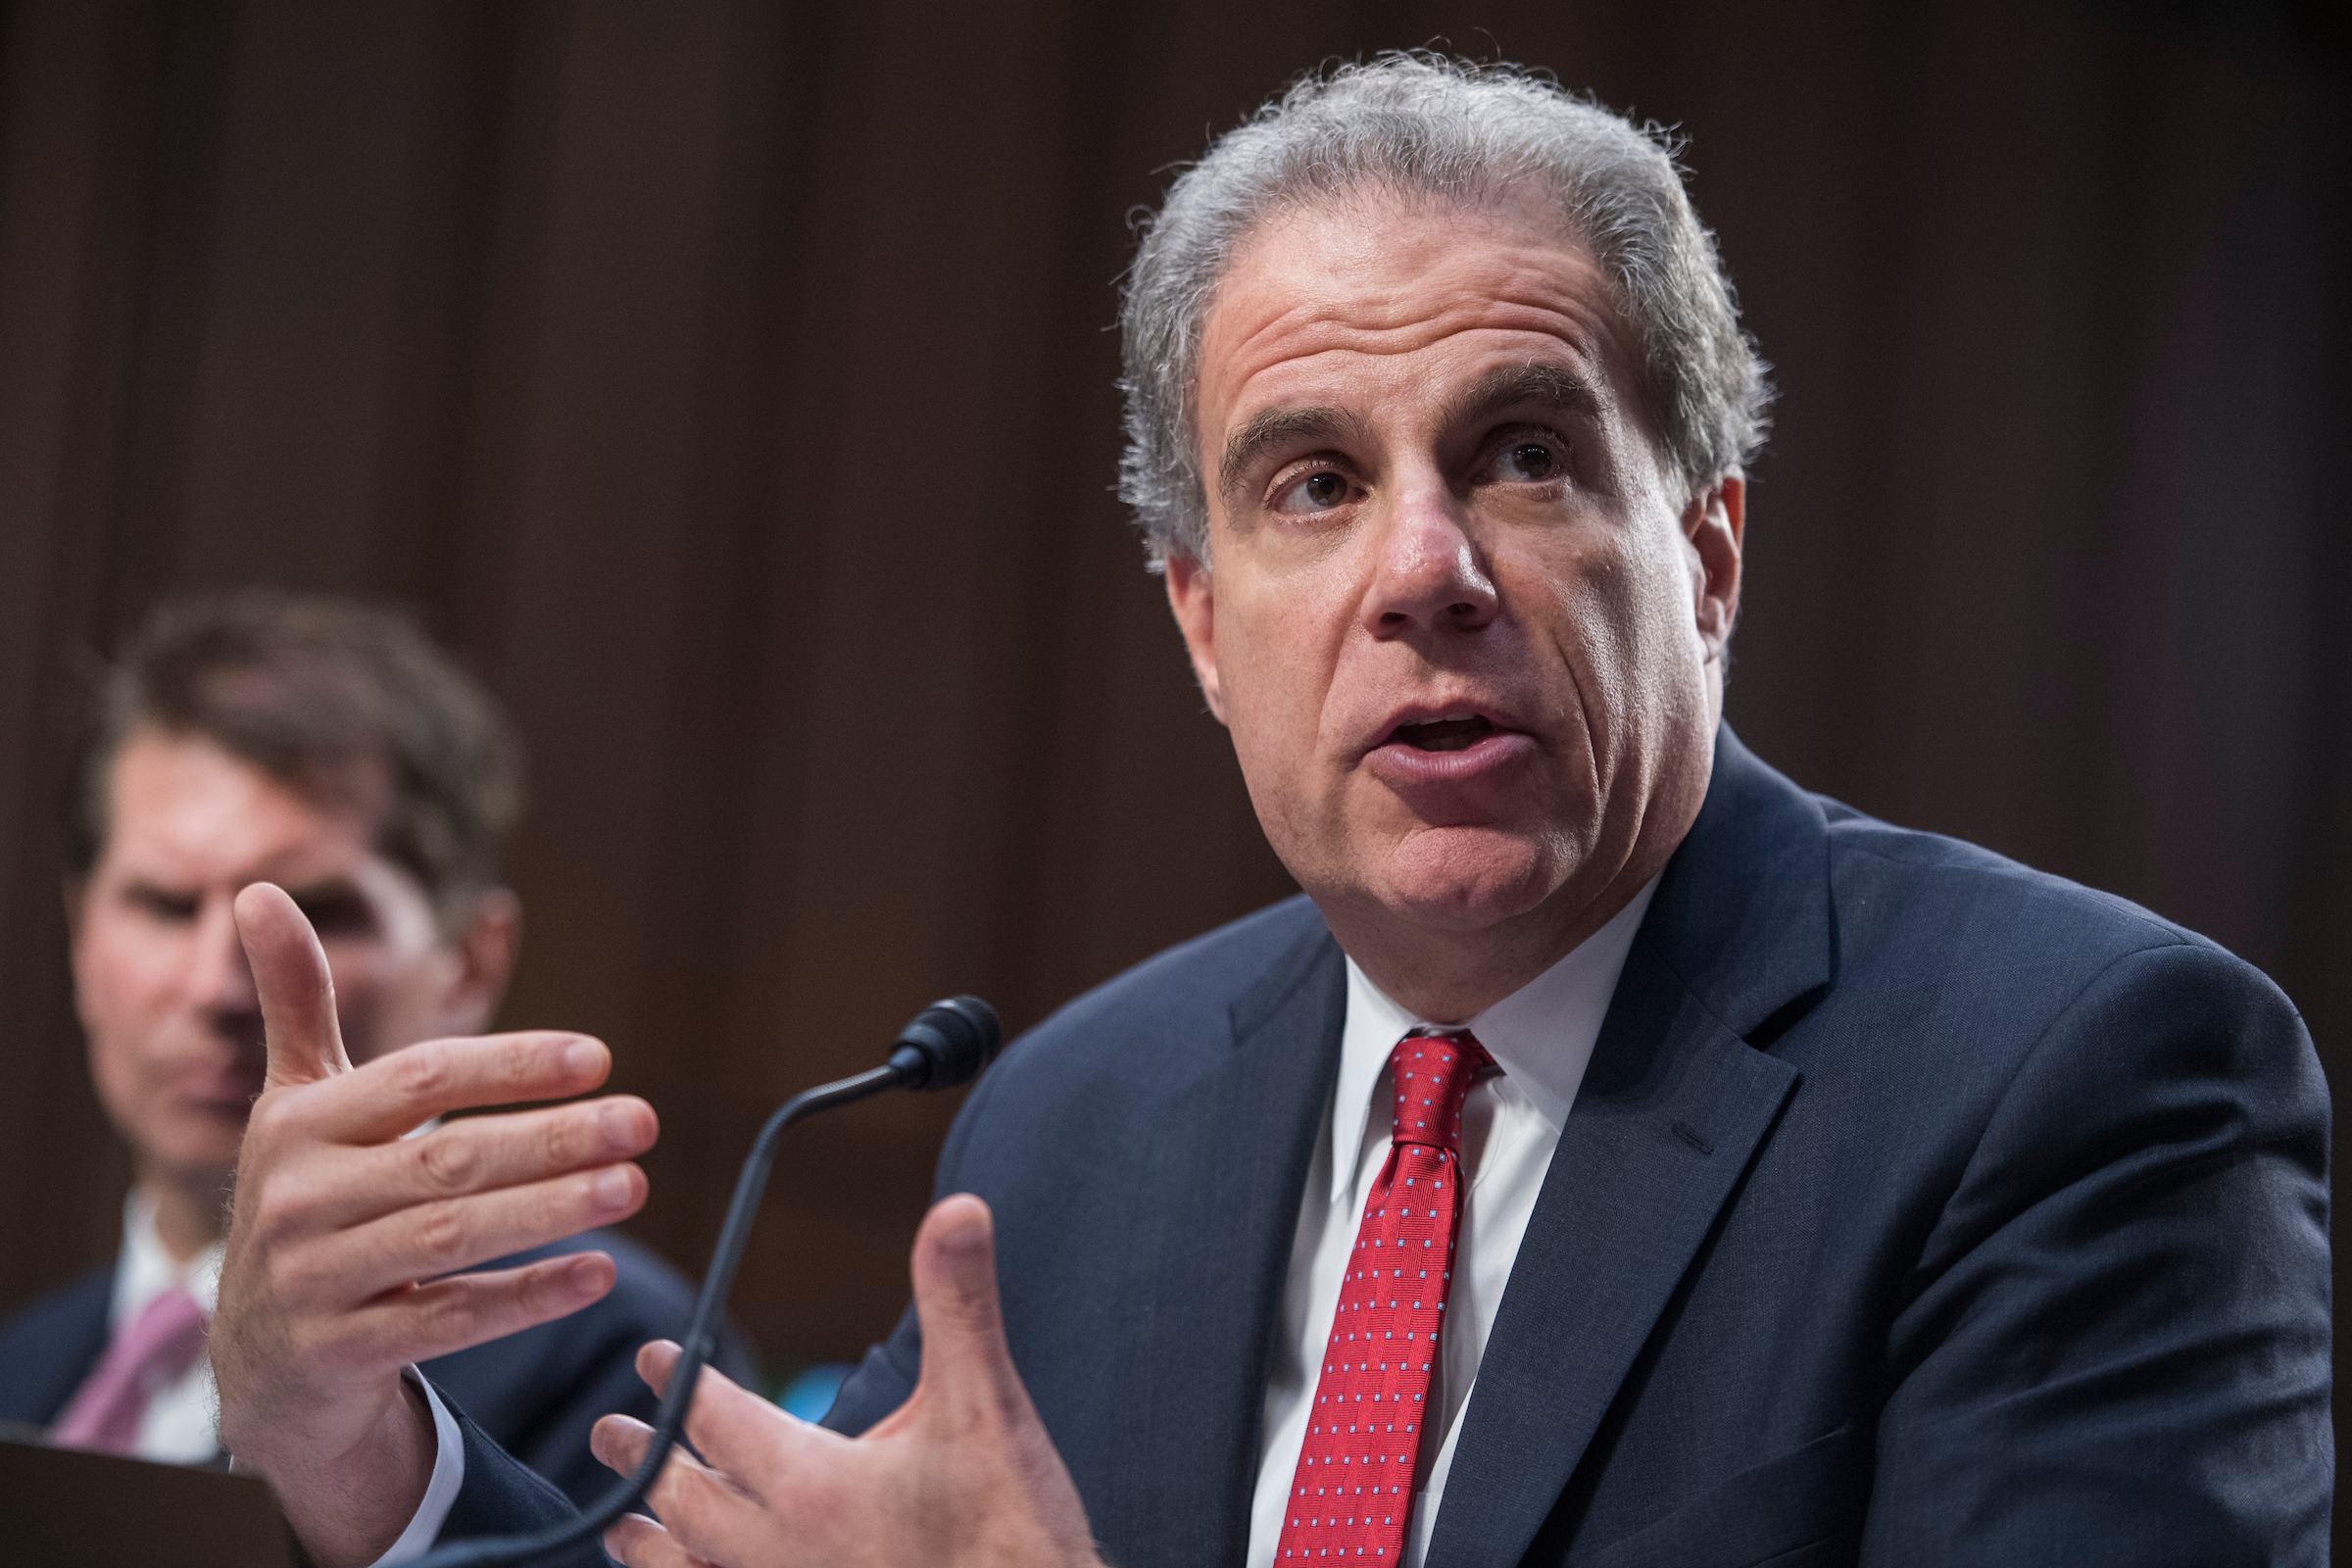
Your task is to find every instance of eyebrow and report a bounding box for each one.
[1216,406,1378,509]
[280,876,368,904]
[1213,363,1607,510]
[120,876,198,903]
[1435,362,1607,435]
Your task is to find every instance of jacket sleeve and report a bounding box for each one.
[1864,941,2331,1565]
[817,1304,923,1436]
[433,1392,612,1567]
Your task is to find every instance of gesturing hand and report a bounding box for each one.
[213,883,661,1568]
[592,1195,1103,1568]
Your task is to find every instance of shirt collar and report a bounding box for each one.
[113,1188,226,1331]
[1331,875,1660,1205]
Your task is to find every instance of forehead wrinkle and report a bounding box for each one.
[1203,277,1624,459]
[1200,207,1640,518]
[1225,285,1597,371]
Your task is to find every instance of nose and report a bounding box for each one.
[187,891,262,1023]
[1361,482,1497,638]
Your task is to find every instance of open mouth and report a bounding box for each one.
[1391,713,1496,753]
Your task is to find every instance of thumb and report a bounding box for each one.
[906,1194,1098,1561]
[909,1194,1028,1420]
[234,881,352,1088]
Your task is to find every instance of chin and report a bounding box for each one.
[1373,827,1567,933]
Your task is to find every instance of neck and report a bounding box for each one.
[139,1168,227,1264]
[1331,864,1649,1023]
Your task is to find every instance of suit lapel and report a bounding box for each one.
[1426,727,1837,1568]
[0,1265,114,1426]
[1107,916,1347,1566]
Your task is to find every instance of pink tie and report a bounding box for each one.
[1276,1031,1492,1562]
[52,1288,209,1455]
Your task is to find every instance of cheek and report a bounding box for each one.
[84,1030,150,1112]
[1553,533,1701,719]
[72,921,176,1040]
[79,990,171,1136]
[1215,578,1340,758]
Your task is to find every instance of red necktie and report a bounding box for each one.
[1276,1031,1492,1562]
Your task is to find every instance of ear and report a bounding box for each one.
[435,886,521,1036]
[1684,473,1745,668]
[1163,554,1230,725]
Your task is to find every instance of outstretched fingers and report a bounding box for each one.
[343,1253,623,1370]
[602,1512,720,1568]
[297,1095,658,1232]
[597,1200,1102,1568]
[593,1404,786,1568]
[295,1161,649,1306]
[291,1031,622,1147]
[630,1339,835,1498]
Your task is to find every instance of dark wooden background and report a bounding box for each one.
[1,0,2343,1456]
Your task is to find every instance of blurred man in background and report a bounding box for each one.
[0,590,753,1508]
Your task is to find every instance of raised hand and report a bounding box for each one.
[213,882,661,1567]
[591,1195,1102,1568]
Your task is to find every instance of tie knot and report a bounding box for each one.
[1388,1031,1492,1153]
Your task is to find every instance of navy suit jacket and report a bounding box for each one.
[0,1228,756,1513]
[447,730,2333,1564]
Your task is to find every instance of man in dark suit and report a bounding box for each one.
[204,57,2329,1568]
[0,1231,730,1510]
[0,591,752,1509]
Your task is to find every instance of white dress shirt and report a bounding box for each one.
[1245,877,1658,1568]
[106,1188,461,1568]
[107,1189,224,1464]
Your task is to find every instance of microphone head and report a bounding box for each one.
[887,995,1002,1090]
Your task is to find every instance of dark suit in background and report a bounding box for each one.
[0,1229,756,1511]
[440,729,2329,1564]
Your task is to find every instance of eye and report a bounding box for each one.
[125,886,200,923]
[1490,439,1563,483]
[294,890,379,939]
[1272,468,1354,514]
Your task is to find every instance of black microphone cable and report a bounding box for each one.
[408,995,1002,1568]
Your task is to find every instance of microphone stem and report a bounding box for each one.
[414,1060,907,1568]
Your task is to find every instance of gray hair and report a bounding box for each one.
[1116,53,1772,569]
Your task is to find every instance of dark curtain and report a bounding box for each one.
[0,0,2341,1501]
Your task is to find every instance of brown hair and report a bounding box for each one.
[67,591,524,923]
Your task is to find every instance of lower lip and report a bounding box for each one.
[1362,729,1537,786]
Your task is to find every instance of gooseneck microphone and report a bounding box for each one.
[412,996,1002,1568]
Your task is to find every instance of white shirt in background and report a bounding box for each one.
[107,1188,459,1568]
[108,1188,225,1463]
